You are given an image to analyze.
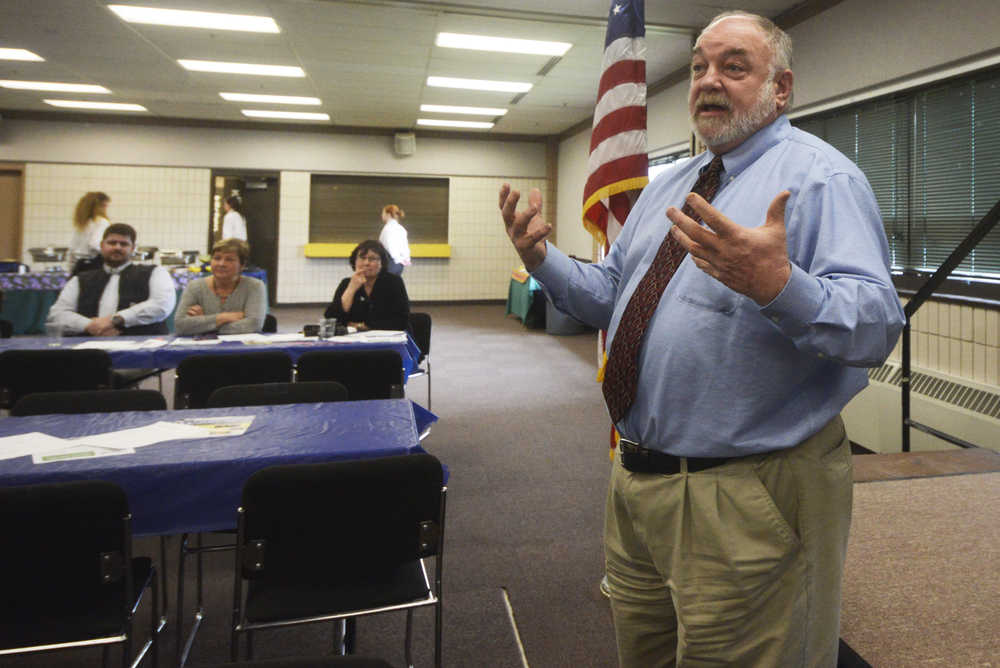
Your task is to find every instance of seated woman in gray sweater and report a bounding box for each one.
[174,238,267,335]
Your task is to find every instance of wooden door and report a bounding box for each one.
[0,167,23,261]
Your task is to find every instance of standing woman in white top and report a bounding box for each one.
[378,204,410,275]
[221,195,248,241]
[68,191,110,270]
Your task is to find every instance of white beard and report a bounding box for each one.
[691,78,778,149]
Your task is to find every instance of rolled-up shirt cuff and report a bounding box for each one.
[758,262,822,337]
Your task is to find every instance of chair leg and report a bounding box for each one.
[404,609,414,668]
[176,533,187,657]
[151,567,160,668]
[435,600,442,668]
[103,645,111,668]
[246,629,255,660]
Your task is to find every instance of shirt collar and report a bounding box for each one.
[709,114,791,180]
[104,261,132,275]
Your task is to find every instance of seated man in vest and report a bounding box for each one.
[47,223,176,336]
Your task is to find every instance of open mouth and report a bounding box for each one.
[698,103,730,113]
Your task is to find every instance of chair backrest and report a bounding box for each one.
[240,454,444,581]
[262,314,278,333]
[0,349,112,408]
[0,480,131,618]
[176,352,293,409]
[296,350,404,400]
[11,389,167,416]
[0,318,12,339]
[206,381,348,408]
[408,312,431,361]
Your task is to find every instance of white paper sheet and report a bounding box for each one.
[173,415,254,437]
[73,338,168,351]
[0,432,69,461]
[63,421,210,451]
[168,337,222,346]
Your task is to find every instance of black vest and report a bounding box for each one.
[76,264,169,335]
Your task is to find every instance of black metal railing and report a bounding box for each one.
[900,198,1000,451]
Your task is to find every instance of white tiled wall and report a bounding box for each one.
[22,164,210,261]
[277,173,543,304]
[893,298,1000,386]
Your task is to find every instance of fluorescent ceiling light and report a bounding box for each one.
[242,109,329,121]
[108,5,279,33]
[179,60,304,77]
[44,100,147,111]
[426,76,531,93]
[420,104,507,116]
[436,32,571,56]
[0,80,110,93]
[417,118,494,129]
[0,48,44,61]
[220,92,320,105]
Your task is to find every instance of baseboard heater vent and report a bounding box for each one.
[868,363,1000,420]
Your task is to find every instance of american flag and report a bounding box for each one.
[582,0,649,251]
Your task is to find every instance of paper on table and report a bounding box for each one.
[168,337,222,346]
[173,415,254,437]
[73,338,168,351]
[0,432,69,461]
[33,445,136,465]
[219,333,305,344]
[63,421,210,451]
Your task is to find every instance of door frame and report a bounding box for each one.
[209,169,281,304]
[0,163,26,261]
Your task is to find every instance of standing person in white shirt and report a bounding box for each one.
[47,223,176,336]
[68,191,111,271]
[221,195,248,241]
[378,204,411,275]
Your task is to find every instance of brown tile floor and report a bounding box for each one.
[853,447,1000,482]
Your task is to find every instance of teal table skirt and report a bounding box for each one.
[505,277,546,329]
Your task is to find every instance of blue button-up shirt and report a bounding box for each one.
[533,115,905,457]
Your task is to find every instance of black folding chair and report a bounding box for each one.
[0,480,159,667]
[231,454,446,667]
[0,348,112,410]
[174,351,293,409]
[263,314,278,333]
[11,388,167,416]
[206,381,349,408]
[296,349,404,400]
[407,313,432,410]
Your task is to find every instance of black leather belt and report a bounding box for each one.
[619,438,732,475]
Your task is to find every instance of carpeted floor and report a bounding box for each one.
[5,302,998,667]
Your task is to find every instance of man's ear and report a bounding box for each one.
[774,69,793,111]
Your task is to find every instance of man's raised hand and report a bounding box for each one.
[667,190,792,305]
[499,183,551,271]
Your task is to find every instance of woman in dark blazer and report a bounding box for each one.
[324,240,409,331]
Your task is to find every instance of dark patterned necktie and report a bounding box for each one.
[602,155,724,424]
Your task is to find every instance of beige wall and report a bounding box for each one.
[3,119,547,303]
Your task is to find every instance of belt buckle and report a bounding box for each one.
[619,438,648,463]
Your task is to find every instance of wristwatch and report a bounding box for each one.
[111,314,125,330]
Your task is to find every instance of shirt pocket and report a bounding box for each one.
[670,262,742,315]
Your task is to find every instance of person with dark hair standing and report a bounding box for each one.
[47,223,176,336]
[68,191,111,269]
[378,204,410,275]
[222,195,247,241]
[324,240,409,331]
[174,238,267,335]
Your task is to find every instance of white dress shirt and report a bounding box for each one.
[46,262,177,334]
[222,211,247,241]
[379,218,411,266]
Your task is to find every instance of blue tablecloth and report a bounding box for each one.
[0,333,421,378]
[0,400,438,535]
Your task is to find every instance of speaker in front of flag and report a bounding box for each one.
[394,132,416,157]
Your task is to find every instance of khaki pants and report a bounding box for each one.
[604,417,852,668]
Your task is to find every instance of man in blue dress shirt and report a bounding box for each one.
[499,10,904,668]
